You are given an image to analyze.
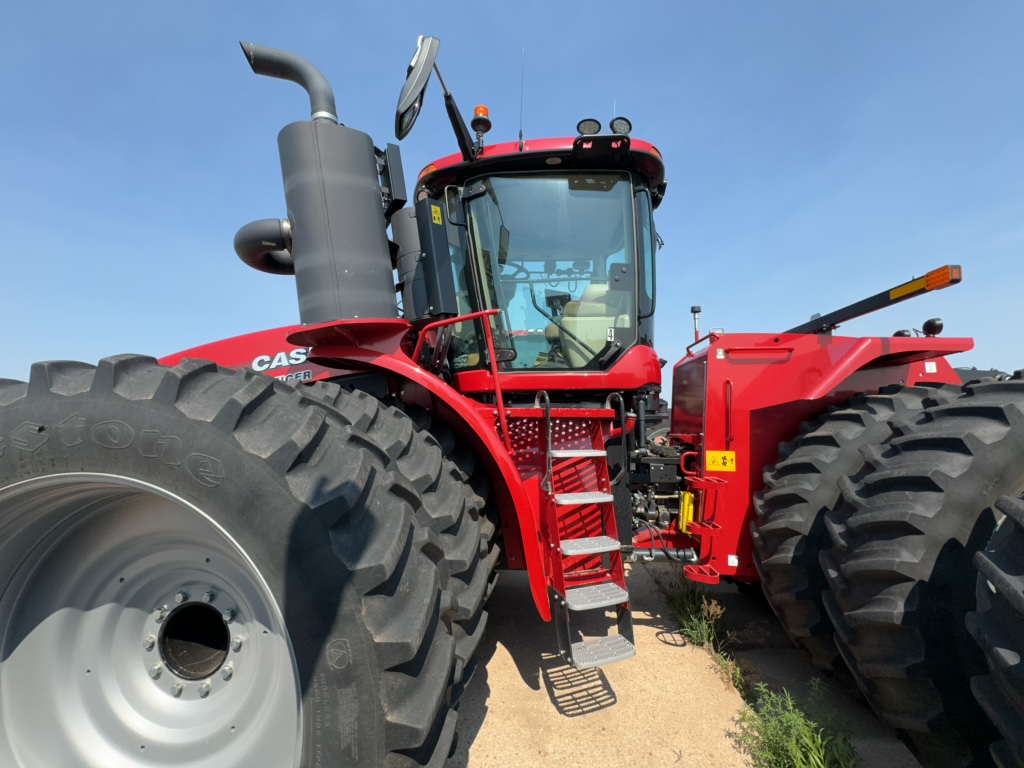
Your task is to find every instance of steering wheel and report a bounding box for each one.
[501,262,530,280]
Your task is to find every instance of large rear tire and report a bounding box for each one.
[967,494,1024,768]
[300,383,499,690]
[821,373,1024,766]
[752,385,957,669]
[0,357,461,767]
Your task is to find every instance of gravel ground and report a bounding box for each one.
[449,562,923,768]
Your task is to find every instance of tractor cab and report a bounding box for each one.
[414,149,664,374]
[393,37,665,387]
[398,134,666,392]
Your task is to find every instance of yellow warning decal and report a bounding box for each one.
[431,204,443,225]
[705,451,737,472]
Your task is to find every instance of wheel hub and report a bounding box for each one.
[160,601,230,680]
[0,474,300,767]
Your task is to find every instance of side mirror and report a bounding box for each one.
[395,36,440,140]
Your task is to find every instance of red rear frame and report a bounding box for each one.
[650,330,973,582]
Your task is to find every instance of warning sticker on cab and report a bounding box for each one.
[431,204,443,225]
[705,451,737,472]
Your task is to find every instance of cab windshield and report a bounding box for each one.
[456,171,639,370]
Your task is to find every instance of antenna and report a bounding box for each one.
[518,45,526,151]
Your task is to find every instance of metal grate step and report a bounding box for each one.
[570,635,636,669]
[561,536,621,557]
[554,492,614,506]
[550,448,607,458]
[564,582,629,611]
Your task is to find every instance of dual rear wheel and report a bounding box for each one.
[0,356,493,768]
[754,375,1024,767]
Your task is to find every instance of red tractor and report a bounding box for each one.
[0,36,1020,768]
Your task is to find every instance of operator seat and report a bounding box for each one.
[560,283,631,366]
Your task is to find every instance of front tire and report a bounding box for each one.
[0,357,459,767]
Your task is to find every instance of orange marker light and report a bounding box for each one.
[471,105,492,134]
[926,265,962,291]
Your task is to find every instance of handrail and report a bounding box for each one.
[411,308,499,362]
[725,378,734,448]
[410,308,511,450]
[680,450,699,477]
[536,390,553,493]
[605,392,629,486]
[685,331,721,357]
[478,312,512,451]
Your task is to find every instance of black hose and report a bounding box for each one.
[634,520,682,562]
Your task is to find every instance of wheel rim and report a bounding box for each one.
[0,474,301,768]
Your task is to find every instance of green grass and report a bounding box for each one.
[659,568,859,768]
[737,680,860,768]
[663,568,723,648]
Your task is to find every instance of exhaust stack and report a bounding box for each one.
[237,42,399,326]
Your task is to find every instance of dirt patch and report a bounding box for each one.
[449,564,747,767]
[450,563,923,767]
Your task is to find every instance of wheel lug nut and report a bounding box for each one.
[170,682,183,698]
[174,591,189,604]
[198,682,211,698]
[151,608,166,623]
[222,608,235,624]
[221,664,233,681]
[230,636,243,652]
[143,635,156,652]
[201,590,216,603]
[149,663,163,680]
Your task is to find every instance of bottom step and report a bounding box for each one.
[570,634,636,670]
[684,563,720,584]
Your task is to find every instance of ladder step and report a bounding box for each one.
[687,521,721,536]
[561,536,621,556]
[684,564,721,585]
[550,448,607,458]
[554,492,614,506]
[564,582,629,611]
[570,635,636,670]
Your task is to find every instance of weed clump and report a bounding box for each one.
[737,679,859,768]
[659,568,858,767]
[662,569,742,686]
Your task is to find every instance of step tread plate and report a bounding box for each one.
[561,536,621,556]
[570,635,636,669]
[564,582,629,611]
[554,492,614,505]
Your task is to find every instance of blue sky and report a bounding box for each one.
[1,2,1021,384]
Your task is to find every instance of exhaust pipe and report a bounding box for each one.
[238,43,399,326]
[234,218,294,275]
[240,42,338,123]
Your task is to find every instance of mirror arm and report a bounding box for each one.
[433,64,475,161]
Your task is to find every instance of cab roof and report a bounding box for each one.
[417,135,667,207]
